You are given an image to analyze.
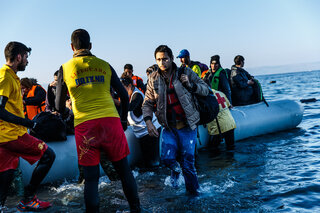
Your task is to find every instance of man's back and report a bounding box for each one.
[230,65,254,106]
[63,55,119,126]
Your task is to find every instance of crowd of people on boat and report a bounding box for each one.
[0,29,264,212]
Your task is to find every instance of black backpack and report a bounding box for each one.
[178,67,219,125]
[194,90,220,125]
[30,111,67,142]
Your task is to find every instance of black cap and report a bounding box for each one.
[210,55,220,64]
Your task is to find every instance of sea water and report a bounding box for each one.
[5,70,320,212]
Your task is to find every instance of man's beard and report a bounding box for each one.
[17,61,26,71]
[161,67,171,73]
[184,58,190,66]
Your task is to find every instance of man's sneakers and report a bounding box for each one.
[17,196,52,212]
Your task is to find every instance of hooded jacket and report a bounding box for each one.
[230,65,254,106]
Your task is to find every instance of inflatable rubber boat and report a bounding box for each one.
[20,129,141,185]
[197,99,304,149]
[20,99,303,184]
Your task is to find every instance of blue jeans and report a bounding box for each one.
[161,127,199,194]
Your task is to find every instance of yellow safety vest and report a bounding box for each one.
[62,56,119,126]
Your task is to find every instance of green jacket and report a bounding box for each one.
[211,67,224,90]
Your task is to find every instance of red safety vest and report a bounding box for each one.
[132,75,145,93]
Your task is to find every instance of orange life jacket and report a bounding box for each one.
[24,85,46,120]
[201,70,209,79]
[131,75,145,93]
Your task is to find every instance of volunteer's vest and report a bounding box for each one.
[214,90,228,110]
[207,90,236,135]
[62,56,119,126]
[24,85,46,120]
[211,68,226,90]
[127,88,160,138]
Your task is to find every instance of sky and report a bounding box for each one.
[1,0,320,83]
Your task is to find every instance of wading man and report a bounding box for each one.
[143,45,209,195]
[55,29,140,212]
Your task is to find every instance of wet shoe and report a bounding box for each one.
[170,171,180,188]
[17,196,52,212]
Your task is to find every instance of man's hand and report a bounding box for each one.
[50,81,57,87]
[180,74,192,88]
[51,111,59,115]
[146,120,159,137]
[31,121,42,134]
[247,79,254,85]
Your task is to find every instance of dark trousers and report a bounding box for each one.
[83,157,140,213]
[211,129,235,150]
[78,152,119,184]
[139,128,161,168]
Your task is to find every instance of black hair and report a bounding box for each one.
[54,70,59,76]
[154,45,173,60]
[29,78,38,85]
[20,77,33,89]
[124,64,133,70]
[4,42,31,62]
[210,55,220,65]
[234,55,245,65]
[71,29,91,50]
[120,76,133,87]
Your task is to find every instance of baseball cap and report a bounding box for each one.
[177,49,190,58]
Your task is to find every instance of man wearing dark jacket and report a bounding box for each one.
[203,55,232,105]
[45,70,58,112]
[230,55,256,106]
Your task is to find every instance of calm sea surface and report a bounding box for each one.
[5,70,320,212]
